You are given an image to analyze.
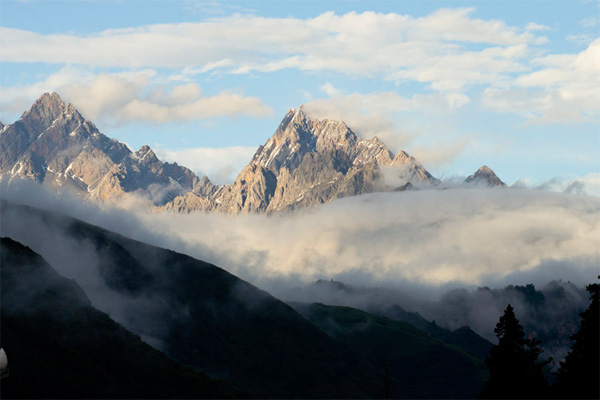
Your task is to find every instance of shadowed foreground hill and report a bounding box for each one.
[292,302,489,399]
[0,201,381,398]
[0,237,244,399]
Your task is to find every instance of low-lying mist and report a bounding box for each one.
[2,179,598,289]
[1,180,598,354]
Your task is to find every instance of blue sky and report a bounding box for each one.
[1,0,598,188]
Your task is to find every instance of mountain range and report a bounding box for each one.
[0,93,506,213]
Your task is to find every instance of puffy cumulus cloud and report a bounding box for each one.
[155,145,257,184]
[408,136,473,169]
[303,89,472,165]
[8,8,595,124]
[116,91,272,123]
[1,9,543,90]
[303,91,417,151]
[0,65,92,121]
[0,67,272,126]
[482,39,600,124]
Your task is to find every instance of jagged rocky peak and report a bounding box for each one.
[23,92,67,123]
[1,94,204,207]
[18,92,91,141]
[133,144,159,163]
[465,165,507,187]
[268,107,426,173]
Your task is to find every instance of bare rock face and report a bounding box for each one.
[0,93,202,205]
[464,165,507,187]
[2,94,442,213]
[160,107,437,214]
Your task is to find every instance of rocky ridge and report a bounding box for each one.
[1,93,507,214]
[0,92,202,205]
[160,107,437,213]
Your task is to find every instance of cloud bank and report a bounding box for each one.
[140,188,598,291]
[3,181,596,366]
[156,145,257,184]
[0,68,272,126]
[1,7,597,133]
[3,180,596,295]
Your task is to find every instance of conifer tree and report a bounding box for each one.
[479,304,551,399]
[553,281,599,399]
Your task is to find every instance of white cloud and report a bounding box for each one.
[2,9,592,124]
[514,173,600,197]
[525,22,551,31]
[303,90,472,165]
[3,181,597,292]
[409,136,473,169]
[135,188,600,289]
[580,15,599,28]
[566,33,595,44]
[0,9,545,91]
[156,145,257,184]
[319,83,339,96]
[0,68,273,126]
[0,65,93,120]
[482,39,600,124]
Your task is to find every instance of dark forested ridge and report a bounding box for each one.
[0,237,244,399]
[292,302,490,399]
[1,199,595,399]
[0,201,381,398]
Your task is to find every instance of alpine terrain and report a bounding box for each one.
[0,93,204,205]
[1,93,506,213]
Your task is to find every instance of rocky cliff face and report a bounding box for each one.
[464,165,507,187]
[0,93,202,205]
[160,108,437,213]
[2,94,443,213]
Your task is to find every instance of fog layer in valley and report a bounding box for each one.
[1,180,598,352]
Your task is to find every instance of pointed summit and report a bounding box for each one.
[465,165,506,187]
[22,92,67,128]
[134,144,160,166]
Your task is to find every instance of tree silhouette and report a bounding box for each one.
[479,304,551,399]
[553,280,599,399]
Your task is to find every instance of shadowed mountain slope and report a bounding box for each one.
[0,237,244,399]
[0,200,382,398]
[291,302,489,399]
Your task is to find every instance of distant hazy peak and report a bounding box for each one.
[476,165,493,174]
[465,165,507,187]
